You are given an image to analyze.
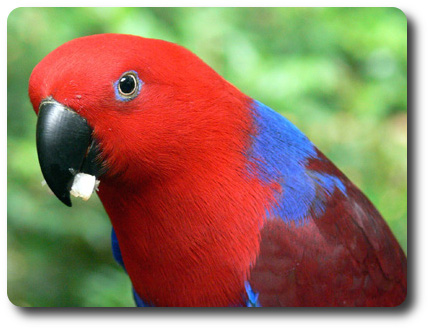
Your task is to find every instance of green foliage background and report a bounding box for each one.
[7,7,407,307]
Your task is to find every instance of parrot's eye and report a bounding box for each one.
[115,71,141,101]
[119,74,136,95]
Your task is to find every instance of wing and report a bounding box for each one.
[248,150,407,307]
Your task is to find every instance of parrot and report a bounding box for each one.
[28,33,407,307]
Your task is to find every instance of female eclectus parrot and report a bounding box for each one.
[29,33,406,307]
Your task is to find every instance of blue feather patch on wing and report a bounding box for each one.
[311,171,347,196]
[247,100,346,224]
[244,281,261,307]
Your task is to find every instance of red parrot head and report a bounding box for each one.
[29,33,251,206]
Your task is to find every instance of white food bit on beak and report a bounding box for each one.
[70,173,98,201]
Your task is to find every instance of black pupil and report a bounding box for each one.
[119,75,136,94]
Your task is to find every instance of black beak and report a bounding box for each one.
[36,99,105,206]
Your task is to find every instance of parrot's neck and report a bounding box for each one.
[98,166,276,306]
[97,98,278,306]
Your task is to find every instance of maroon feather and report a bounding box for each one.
[249,150,406,307]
